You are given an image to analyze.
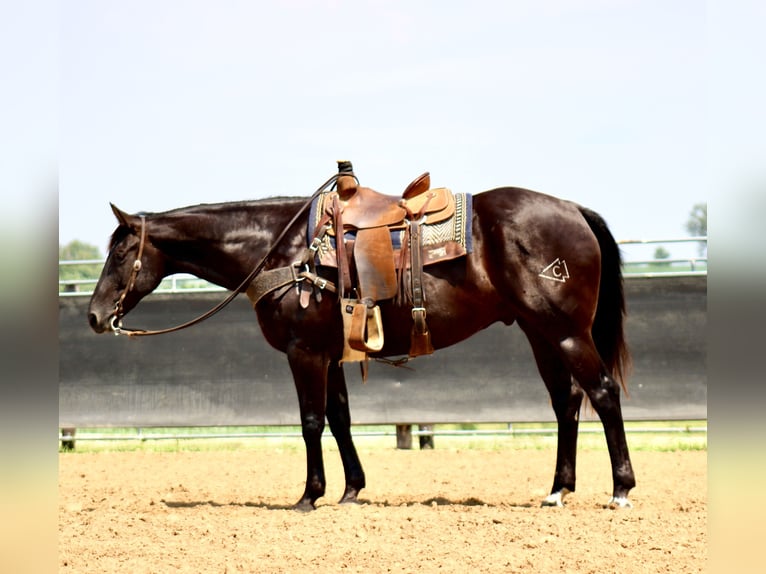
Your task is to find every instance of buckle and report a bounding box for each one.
[309,237,322,253]
[290,262,307,283]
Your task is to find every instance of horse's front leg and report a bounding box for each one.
[287,343,330,511]
[326,360,366,504]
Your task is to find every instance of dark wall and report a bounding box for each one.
[59,275,706,427]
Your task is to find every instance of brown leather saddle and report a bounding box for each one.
[307,163,467,361]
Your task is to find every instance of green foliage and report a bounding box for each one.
[59,239,102,261]
[653,246,671,267]
[59,240,103,292]
[685,203,707,236]
[685,203,707,256]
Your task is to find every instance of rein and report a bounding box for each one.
[110,171,350,337]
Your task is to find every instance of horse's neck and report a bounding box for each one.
[158,200,305,291]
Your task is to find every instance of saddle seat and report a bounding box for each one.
[326,172,456,234]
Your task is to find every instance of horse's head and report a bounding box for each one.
[87,204,167,334]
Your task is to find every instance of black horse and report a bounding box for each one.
[87,170,635,510]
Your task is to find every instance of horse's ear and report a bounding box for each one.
[110,203,132,227]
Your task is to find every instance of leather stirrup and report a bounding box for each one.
[348,301,384,353]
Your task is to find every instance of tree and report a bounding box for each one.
[685,203,707,256]
[654,246,671,259]
[59,240,103,292]
[653,246,671,267]
[59,239,101,261]
[685,203,707,236]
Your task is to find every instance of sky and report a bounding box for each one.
[0,0,750,265]
[51,0,718,260]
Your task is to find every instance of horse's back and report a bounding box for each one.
[473,186,587,227]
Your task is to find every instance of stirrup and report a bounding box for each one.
[347,301,384,353]
[340,298,367,363]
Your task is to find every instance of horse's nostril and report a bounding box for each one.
[88,312,101,332]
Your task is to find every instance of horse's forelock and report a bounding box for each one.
[108,225,133,252]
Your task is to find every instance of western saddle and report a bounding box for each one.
[246,161,468,366]
[310,160,465,363]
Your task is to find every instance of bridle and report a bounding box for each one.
[109,171,353,337]
[110,214,146,334]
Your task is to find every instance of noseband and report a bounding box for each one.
[111,215,147,335]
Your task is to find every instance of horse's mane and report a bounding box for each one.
[155,196,307,217]
[108,196,307,250]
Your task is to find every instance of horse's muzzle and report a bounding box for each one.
[87,311,112,334]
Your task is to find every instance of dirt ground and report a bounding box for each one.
[59,445,706,573]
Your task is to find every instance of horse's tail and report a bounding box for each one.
[579,207,632,391]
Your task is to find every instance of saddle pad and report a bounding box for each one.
[308,191,472,268]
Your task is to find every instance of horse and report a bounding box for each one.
[87,171,636,510]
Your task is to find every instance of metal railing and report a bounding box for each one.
[618,236,706,277]
[59,423,708,445]
[59,237,707,295]
[59,259,226,296]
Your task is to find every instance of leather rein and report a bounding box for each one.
[109,172,351,337]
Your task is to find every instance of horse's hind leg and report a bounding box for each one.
[326,361,366,504]
[522,326,584,507]
[558,334,636,508]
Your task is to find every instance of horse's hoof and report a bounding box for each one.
[541,488,570,507]
[338,487,362,505]
[606,496,633,509]
[293,499,316,512]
